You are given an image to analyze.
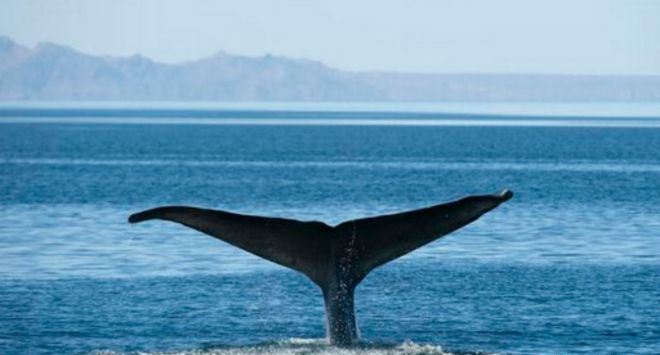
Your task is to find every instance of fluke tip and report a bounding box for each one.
[499,189,514,201]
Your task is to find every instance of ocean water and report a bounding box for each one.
[0,103,659,354]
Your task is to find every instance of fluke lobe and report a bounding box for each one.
[128,189,513,346]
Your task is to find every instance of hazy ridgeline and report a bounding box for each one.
[1,36,660,101]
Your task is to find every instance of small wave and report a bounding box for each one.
[88,339,484,355]
[4,157,660,173]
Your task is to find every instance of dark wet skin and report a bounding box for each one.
[129,189,512,346]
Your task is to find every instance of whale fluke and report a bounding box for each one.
[340,189,513,280]
[129,206,335,285]
[129,189,512,346]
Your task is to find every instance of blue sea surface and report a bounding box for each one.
[0,103,659,354]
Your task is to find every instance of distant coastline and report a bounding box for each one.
[2,36,660,102]
[1,101,659,118]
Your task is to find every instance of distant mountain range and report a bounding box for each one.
[1,36,659,101]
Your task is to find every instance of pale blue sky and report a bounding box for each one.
[1,0,659,74]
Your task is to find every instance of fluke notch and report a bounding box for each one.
[129,189,513,346]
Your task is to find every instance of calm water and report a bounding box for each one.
[0,103,659,354]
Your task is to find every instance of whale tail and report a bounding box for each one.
[129,205,335,285]
[128,189,512,345]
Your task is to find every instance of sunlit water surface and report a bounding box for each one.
[0,103,659,354]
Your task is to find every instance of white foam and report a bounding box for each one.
[89,339,459,355]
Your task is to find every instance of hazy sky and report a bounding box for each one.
[1,0,659,75]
